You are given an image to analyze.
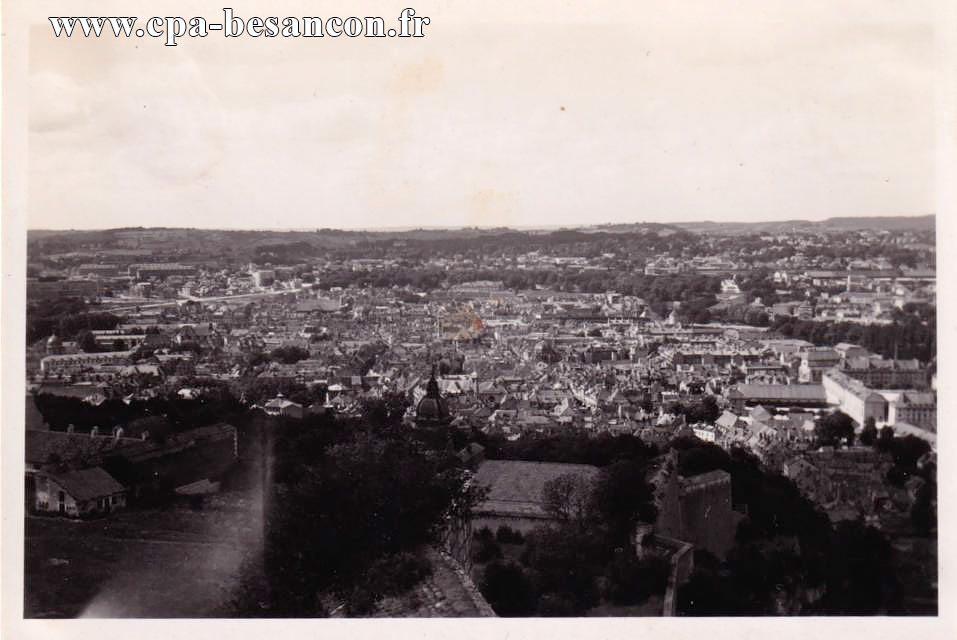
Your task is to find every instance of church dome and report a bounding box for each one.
[416,369,451,426]
[46,334,63,354]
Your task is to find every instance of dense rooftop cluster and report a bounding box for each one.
[23,220,937,617]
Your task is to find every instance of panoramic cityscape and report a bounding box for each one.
[22,217,937,617]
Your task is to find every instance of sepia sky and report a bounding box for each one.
[26,0,938,230]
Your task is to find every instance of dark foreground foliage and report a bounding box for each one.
[228,417,480,616]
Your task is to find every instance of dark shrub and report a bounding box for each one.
[537,593,578,616]
[603,551,671,606]
[480,561,536,616]
[496,525,525,544]
[472,536,504,563]
[364,552,433,597]
[474,526,494,542]
[603,551,648,605]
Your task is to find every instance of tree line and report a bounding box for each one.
[772,315,936,362]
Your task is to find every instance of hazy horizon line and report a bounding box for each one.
[26,213,936,234]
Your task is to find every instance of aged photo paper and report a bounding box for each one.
[3,1,956,639]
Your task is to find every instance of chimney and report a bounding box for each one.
[90,426,99,438]
[141,430,150,441]
[67,424,75,435]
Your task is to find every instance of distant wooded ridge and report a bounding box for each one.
[27,214,935,238]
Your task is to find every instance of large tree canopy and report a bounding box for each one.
[232,423,480,616]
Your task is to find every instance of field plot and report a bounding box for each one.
[24,496,259,618]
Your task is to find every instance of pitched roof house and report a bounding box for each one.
[32,466,126,518]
